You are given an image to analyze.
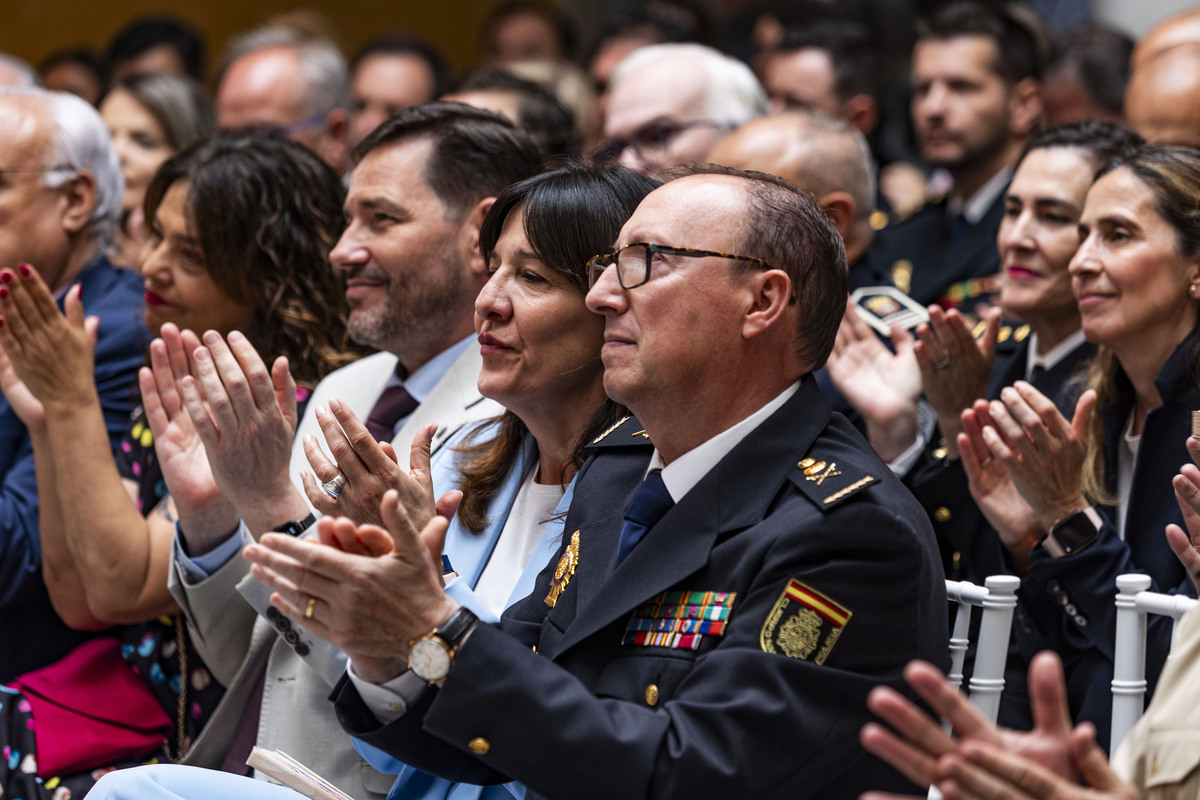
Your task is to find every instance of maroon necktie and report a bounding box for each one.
[220,669,265,774]
[365,375,419,443]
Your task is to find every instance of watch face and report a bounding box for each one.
[410,638,451,683]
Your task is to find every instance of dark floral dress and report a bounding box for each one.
[0,407,229,799]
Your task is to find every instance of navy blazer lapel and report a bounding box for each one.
[555,381,832,655]
[987,338,1027,399]
[540,444,650,642]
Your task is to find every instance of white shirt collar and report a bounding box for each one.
[386,334,475,403]
[647,381,801,503]
[1025,329,1087,381]
[948,166,1012,226]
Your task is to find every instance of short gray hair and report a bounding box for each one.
[0,87,123,249]
[612,43,767,127]
[0,53,37,87]
[786,111,877,228]
[221,26,350,117]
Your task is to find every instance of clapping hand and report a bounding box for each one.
[913,306,999,459]
[826,299,923,462]
[244,489,460,684]
[860,652,1078,800]
[180,330,309,534]
[301,405,439,530]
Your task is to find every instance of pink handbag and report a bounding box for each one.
[10,637,172,777]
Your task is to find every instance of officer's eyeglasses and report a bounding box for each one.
[587,243,778,290]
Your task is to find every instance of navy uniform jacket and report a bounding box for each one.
[866,188,1005,309]
[1013,335,1199,749]
[0,257,147,680]
[334,379,949,799]
[909,326,1094,583]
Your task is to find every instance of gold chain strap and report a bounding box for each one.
[165,615,189,762]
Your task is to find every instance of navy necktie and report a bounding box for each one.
[366,366,418,442]
[948,212,970,247]
[617,469,675,563]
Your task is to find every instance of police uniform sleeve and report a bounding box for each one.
[335,493,945,799]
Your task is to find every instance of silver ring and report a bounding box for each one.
[322,472,347,498]
[934,354,952,370]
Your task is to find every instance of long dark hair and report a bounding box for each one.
[455,160,659,534]
[143,133,360,387]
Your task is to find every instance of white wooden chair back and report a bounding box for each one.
[930,575,1020,800]
[1110,573,1198,751]
[944,575,1020,722]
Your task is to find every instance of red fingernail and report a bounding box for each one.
[17,264,29,278]
[0,272,13,284]
[0,318,6,329]
[0,287,10,300]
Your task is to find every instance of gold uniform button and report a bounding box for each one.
[934,506,952,523]
[468,737,490,755]
[644,684,659,706]
[386,702,404,712]
[531,644,537,653]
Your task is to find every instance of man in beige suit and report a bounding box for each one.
[166,103,543,795]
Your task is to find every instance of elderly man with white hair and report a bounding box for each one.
[0,87,148,679]
[0,53,37,87]
[598,42,767,177]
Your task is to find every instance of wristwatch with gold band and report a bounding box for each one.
[408,607,478,686]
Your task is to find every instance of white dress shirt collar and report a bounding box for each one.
[386,334,475,404]
[1025,329,1087,381]
[947,166,1012,226]
[647,381,801,503]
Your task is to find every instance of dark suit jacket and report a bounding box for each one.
[0,257,147,680]
[335,380,949,799]
[867,187,1005,308]
[1016,334,1200,749]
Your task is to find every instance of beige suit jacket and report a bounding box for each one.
[171,342,501,794]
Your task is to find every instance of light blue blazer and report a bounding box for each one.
[356,421,576,800]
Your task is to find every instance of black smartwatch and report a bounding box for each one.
[408,607,479,686]
[1041,506,1103,557]
[272,512,316,537]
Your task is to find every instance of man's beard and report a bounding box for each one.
[347,262,466,359]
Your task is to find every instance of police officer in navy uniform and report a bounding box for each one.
[228,164,950,799]
[867,1,1045,310]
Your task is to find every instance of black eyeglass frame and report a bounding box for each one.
[587,242,779,289]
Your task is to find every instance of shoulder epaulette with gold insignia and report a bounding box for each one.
[787,455,878,510]
[992,321,1031,351]
[587,415,654,448]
